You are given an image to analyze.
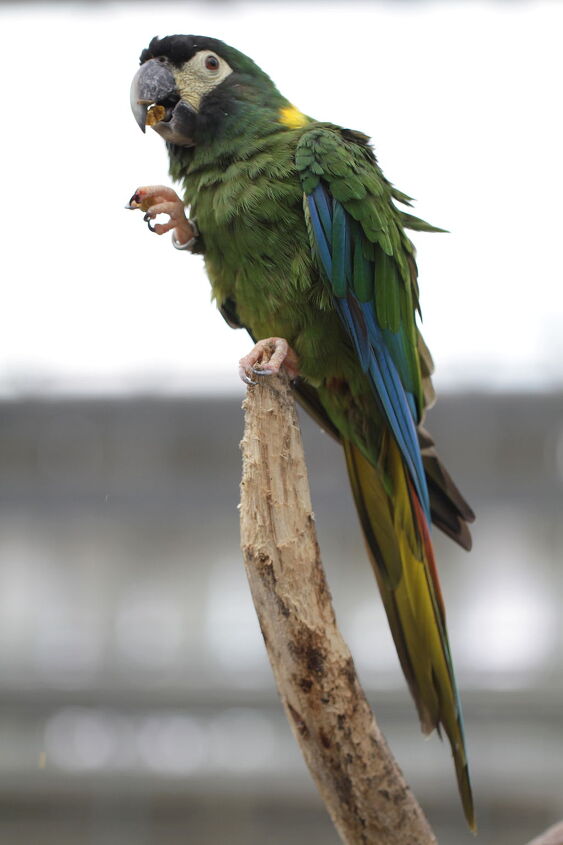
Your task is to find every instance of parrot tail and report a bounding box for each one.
[418,424,475,551]
[343,437,476,831]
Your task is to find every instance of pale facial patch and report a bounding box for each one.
[174,50,233,111]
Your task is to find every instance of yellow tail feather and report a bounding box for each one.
[343,437,476,831]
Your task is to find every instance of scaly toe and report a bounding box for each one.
[239,337,299,385]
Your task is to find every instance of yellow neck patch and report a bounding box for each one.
[279,104,309,129]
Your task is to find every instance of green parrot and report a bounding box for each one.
[129,34,476,829]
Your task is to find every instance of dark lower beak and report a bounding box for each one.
[130,59,177,133]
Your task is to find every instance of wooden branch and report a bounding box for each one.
[526,822,563,845]
[239,375,437,845]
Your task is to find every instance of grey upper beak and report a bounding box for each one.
[130,59,177,133]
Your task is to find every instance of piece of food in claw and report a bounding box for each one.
[146,104,166,126]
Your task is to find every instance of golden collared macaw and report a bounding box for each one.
[130,34,476,829]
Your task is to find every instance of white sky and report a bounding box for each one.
[1,0,562,396]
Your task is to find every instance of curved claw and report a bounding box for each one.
[251,366,276,376]
[143,212,157,233]
[239,366,257,386]
[126,191,142,209]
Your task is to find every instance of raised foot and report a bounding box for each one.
[126,184,194,243]
[239,338,299,386]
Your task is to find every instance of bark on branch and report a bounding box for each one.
[239,374,437,845]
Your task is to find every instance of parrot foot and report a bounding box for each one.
[239,338,299,385]
[126,184,195,244]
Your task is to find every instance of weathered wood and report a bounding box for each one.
[526,822,563,845]
[239,374,437,845]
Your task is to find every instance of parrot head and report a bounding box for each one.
[130,35,299,147]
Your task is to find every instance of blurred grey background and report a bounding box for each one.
[0,392,562,844]
[1,0,563,843]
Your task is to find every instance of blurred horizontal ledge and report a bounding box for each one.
[1,391,562,505]
[0,743,557,821]
[0,783,552,845]
[0,685,559,718]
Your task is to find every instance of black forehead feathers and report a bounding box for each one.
[138,34,277,91]
[139,35,229,68]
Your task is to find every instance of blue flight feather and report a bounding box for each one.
[334,297,421,499]
[382,327,417,402]
[313,184,333,242]
[331,200,349,297]
[405,390,418,422]
[306,188,430,522]
[359,301,430,520]
[307,194,332,278]
[338,298,371,373]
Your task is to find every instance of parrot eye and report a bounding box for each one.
[205,55,220,71]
